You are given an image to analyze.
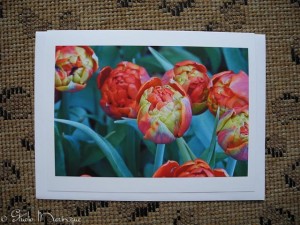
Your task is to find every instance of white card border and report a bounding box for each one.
[35,30,265,201]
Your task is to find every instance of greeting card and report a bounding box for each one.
[35,30,265,201]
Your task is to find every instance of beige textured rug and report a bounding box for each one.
[0,0,299,224]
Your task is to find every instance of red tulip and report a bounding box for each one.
[136,77,192,144]
[55,46,98,92]
[163,60,210,115]
[217,109,248,161]
[97,61,150,119]
[153,159,228,177]
[207,70,248,116]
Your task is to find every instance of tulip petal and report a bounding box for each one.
[208,70,249,115]
[168,79,188,98]
[229,71,249,102]
[175,60,208,73]
[153,158,228,177]
[217,129,234,150]
[163,61,209,115]
[217,110,248,161]
[96,61,149,118]
[176,97,192,137]
[81,46,99,71]
[153,160,179,177]
[137,77,191,144]
[162,70,175,85]
[217,110,235,132]
[144,118,176,144]
[79,68,90,84]
[191,101,207,115]
[55,46,98,92]
[227,143,248,161]
[213,169,228,177]
[136,77,162,103]
[173,160,194,177]
[138,102,176,144]
[97,66,112,89]
[194,168,215,177]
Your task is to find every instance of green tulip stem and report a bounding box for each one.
[207,107,220,167]
[176,138,193,163]
[177,137,197,160]
[61,91,73,121]
[153,144,166,174]
[125,127,137,176]
[59,92,71,133]
[226,157,237,177]
[93,77,102,133]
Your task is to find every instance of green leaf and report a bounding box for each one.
[215,152,228,162]
[135,55,165,74]
[106,116,117,133]
[91,46,121,68]
[187,136,205,158]
[176,138,192,163]
[55,119,132,177]
[183,138,197,160]
[240,48,248,63]
[59,92,71,119]
[165,141,180,162]
[89,159,117,177]
[200,108,220,168]
[141,139,156,156]
[123,126,138,176]
[115,118,156,155]
[203,48,222,74]
[69,107,93,141]
[80,141,105,167]
[59,76,98,115]
[144,163,154,177]
[120,46,146,61]
[54,125,66,176]
[148,47,174,71]
[85,75,107,135]
[226,157,237,177]
[191,110,215,148]
[233,160,248,177]
[160,46,201,65]
[222,48,248,74]
[62,134,81,176]
[105,124,127,147]
[69,107,88,123]
[177,137,197,161]
[153,144,166,174]
[55,101,61,111]
[185,47,221,75]
[115,117,138,128]
[84,113,105,125]
[57,92,71,134]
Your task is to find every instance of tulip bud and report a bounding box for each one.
[162,60,210,115]
[136,77,192,144]
[55,46,98,92]
[97,61,150,119]
[217,109,248,161]
[207,70,248,116]
[153,159,228,177]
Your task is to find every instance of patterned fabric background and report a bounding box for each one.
[0,0,299,224]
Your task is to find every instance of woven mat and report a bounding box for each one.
[0,0,299,224]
